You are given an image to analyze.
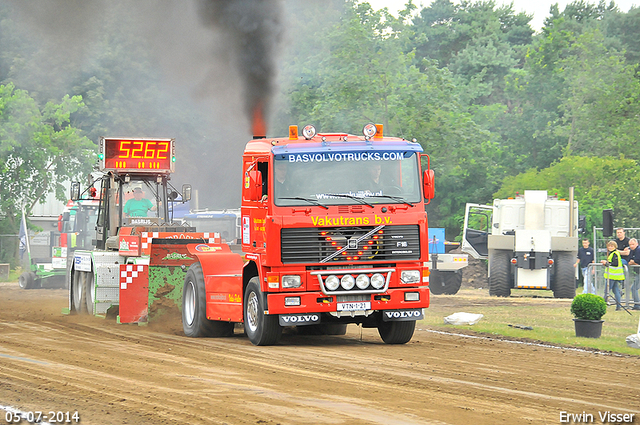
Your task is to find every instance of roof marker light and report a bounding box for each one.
[363,123,377,138]
[302,125,316,140]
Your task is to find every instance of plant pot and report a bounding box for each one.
[573,319,604,338]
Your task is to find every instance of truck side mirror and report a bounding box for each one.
[247,170,263,201]
[70,182,80,201]
[423,169,435,201]
[181,184,192,202]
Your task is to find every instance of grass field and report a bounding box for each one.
[423,288,640,356]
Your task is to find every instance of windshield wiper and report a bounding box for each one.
[324,193,374,208]
[367,195,415,207]
[279,197,329,210]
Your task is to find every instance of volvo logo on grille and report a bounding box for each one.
[348,238,358,249]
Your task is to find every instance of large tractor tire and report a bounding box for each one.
[377,319,416,344]
[553,252,576,299]
[72,270,86,313]
[18,272,36,290]
[430,270,463,295]
[84,272,95,316]
[182,263,234,338]
[489,250,512,297]
[244,277,282,346]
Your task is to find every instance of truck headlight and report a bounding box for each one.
[340,274,355,290]
[356,274,370,289]
[325,275,340,291]
[401,270,420,284]
[282,275,302,288]
[370,273,385,289]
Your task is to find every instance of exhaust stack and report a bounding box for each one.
[252,102,267,139]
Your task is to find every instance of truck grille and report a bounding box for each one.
[281,225,420,264]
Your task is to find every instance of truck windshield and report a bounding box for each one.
[274,152,421,206]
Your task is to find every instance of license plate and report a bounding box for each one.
[337,302,371,311]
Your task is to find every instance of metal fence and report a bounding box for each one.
[583,226,640,308]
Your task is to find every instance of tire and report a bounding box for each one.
[553,252,576,299]
[182,263,233,338]
[19,272,35,290]
[72,270,86,313]
[85,272,95,315]
[428,270,445,295]
[489,250,512,297]
[430,270,462,295]
[377,319,416,344]
[244,277,282,346]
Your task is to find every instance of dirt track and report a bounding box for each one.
[1,281,639,425]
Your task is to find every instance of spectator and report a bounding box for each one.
[628,238,640,310]
[601,240,624,311]
[615,227,630,264]
[575,239,595,294]
[124,187,156,217]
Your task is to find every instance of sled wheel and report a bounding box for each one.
[244,277,282,346]
[85,272,95,315]
[19,272,35,290]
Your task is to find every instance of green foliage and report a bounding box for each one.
[0,82,95,239]
[570,293,607,320]
[494,156,640,232]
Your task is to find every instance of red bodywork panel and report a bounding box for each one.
[187,243,245,322]
[118,264,149,323]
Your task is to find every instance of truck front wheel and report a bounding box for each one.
[377,320,416,344]
[244,277,282,346]
[489,250,512,297]
[182,263,234,338]
[553,252,576,299]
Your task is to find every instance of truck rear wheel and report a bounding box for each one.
[553,252,576,299]
[182,263,234,338]
[489,250,512,297]
[72,270,86,313]
[378,320,415,344]
[429,270,463,295]
[244,277,282,346]
[19,272,36,290]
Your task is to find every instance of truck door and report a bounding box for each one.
[461,203,492,260]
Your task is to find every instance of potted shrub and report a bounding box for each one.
[571,294,607,338]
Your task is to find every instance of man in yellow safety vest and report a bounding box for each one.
[601,240,625,311]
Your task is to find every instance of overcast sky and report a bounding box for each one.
[366,0,638,31]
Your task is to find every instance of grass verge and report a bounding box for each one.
[422,288,640,356]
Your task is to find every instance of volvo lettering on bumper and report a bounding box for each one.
[382,309,424,321]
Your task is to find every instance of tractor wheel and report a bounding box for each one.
[377,319,416,344]
[428,270,445,295]
[553,252,576,299]
[72,270,86,313]
[429,271,463,295]
[182,263,234,338]
[244,277,282,346]
[84,272,95,315]
[489,250,512,297]
[18,272,35,290]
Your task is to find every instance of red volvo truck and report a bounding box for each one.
[182,123,435,345]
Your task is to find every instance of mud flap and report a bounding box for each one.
[382,309,424,321]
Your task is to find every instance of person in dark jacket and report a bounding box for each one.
[575,239,595,294]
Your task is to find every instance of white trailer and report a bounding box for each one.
[462,190,578,298]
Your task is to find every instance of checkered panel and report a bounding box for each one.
[120,264,147,290]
